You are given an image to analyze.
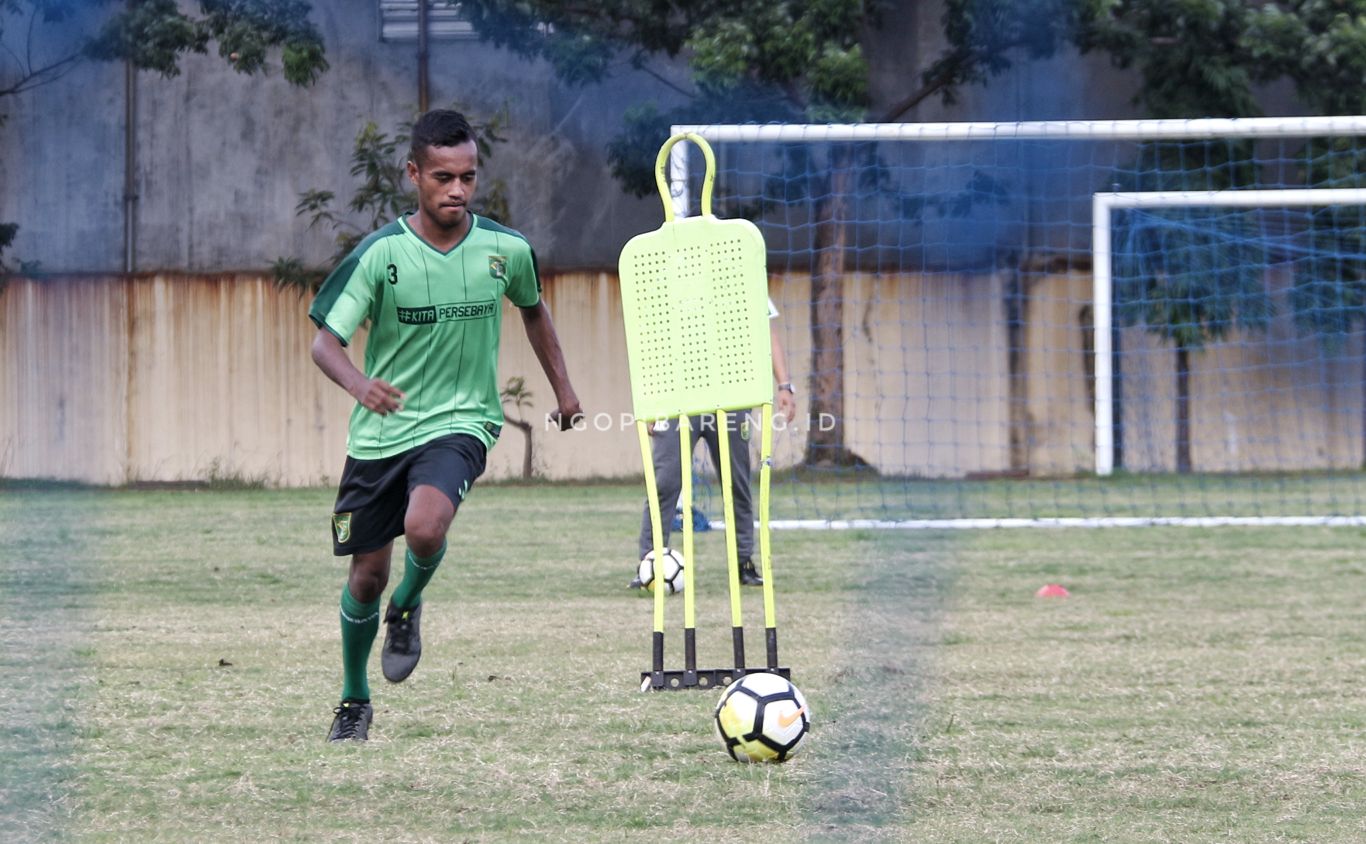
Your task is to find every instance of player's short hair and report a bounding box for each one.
[409,110,476,166]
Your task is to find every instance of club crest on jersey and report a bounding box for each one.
[333,512,352,544]
[488,255,508,279]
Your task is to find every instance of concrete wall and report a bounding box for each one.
[864,0,1141,124]
[0,0,687,274]
[2,1,1313,277]
[13,0,1287,278]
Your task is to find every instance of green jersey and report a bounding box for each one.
[309,213,542,459]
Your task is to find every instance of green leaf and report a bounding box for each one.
[83,0,327,86]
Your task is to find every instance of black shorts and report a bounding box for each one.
[329,433,488,556]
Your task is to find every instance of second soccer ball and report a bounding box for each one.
[637,547,685,594]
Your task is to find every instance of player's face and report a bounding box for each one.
[408,140,479,231]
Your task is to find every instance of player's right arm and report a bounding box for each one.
[307,224,407,415]
[310,329,404,415]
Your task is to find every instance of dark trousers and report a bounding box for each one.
[638,411,754,560]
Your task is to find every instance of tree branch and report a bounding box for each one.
[0,51,83,98]
[882,27,1062,124]
[874,64,961,122]
[627,55,694,99]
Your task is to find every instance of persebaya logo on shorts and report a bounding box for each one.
[396,299,497,325]
[488,255,508,279]
[333,512,352,544]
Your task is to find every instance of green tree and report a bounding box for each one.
[1113,208,1272,471]
[1070,1,1366,471]
[0,0,327,95]
[1247,1,1366,463]
[458,0,1364,471]
[941,1,1366,472]
[921,1,1277,473]
[1080,1,1275,473]
[0,0,328,279]
[273,106,513,293]
[904,0,1090,115]
[459,0,874,467]
[458,0,1091,468]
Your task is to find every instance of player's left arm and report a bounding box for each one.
[520,300,583,431]
[770,323,797,423]
[768,298,796,422]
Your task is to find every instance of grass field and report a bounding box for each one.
[2,481,1364,842]
[760,469,1366,522]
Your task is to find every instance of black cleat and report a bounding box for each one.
[327,699,373,742]
[628,555,647,590]
[382,600,423,683]
[739,558,764,587]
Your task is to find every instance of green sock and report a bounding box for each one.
[339,585,380,702]
[390,541,446,611]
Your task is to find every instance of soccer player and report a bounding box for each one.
[631,305,796,588]
[309,110,582,742]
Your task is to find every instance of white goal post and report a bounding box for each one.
[1092,188,1366,477]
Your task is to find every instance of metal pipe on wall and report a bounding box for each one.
[123,56,138,274]
[417,0,430,112]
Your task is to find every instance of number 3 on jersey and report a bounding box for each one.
[386,263,398,285]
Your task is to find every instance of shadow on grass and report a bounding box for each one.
[800,530,957,838]
[0,499,95,840]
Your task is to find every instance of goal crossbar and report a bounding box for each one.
[669,116,1366,216]
[673,116,1366,143]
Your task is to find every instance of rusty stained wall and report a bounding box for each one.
[1015,268,1365,476]
[487,271,636,481]
[771,268,1363,478]
[1021,270,1100,476]
[120,275,347,486]
[838,271,1011,477]
[1,270,1362,486]
[1114,267,1364,473]
[0,272,648,486]
[0,278,131,483]
[0,275,351,485]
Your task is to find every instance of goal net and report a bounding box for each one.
[669,117,1366,527]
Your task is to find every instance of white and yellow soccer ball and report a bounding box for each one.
[714,672,810,762]
[637,547,685,594]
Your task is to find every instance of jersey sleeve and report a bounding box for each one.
[308,243,386,345]
[504,243,542,308]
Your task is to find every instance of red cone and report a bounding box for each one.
[1035,583,1070,598]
